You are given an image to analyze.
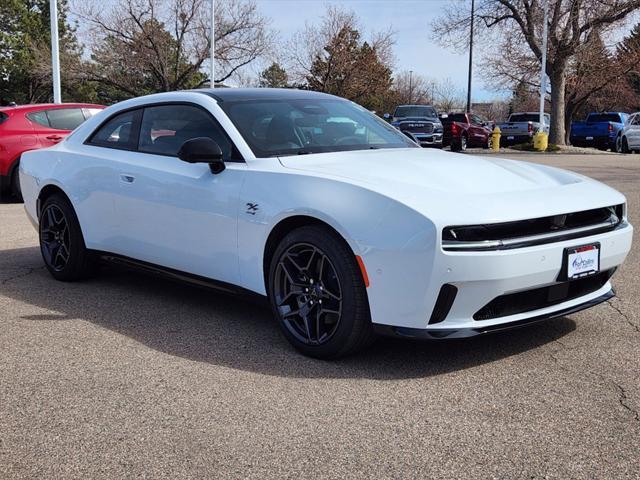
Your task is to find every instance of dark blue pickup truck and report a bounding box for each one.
[570,112,629,151]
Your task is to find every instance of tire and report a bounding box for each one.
[622,137,630,154]
[268,225,374,359]
[39,193,96,281]
[459,134,468,152]
[10,163,22,201]
[484,136,492,150]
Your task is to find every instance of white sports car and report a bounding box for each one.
[20,89,633,358]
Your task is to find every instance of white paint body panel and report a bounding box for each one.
[20,91,633,333]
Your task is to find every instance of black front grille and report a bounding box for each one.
[443,205,623,243]
[473,269,614,321]
[401,122,434,133]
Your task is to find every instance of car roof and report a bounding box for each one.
[193,88,343,103]
[0,103,104,113]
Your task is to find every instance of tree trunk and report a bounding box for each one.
[549,66,567,145]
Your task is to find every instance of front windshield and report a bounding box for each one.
[394,106,437,118]
[220,98,416,157]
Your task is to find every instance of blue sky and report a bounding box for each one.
[254,0,503,101]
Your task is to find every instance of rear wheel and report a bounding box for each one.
[268,225,374,359]
[459,134,468,152]
[10,163,22,201]
[39,194,95,281]
[622,137,630,154]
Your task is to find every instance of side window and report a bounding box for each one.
[88,109,141,150]
[471,114,483,126]
[27,110,50,128]
[138,104,236,160]
[633,115,640,126]
[46,108,86,130]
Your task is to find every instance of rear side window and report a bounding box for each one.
[0,112,8,125]
[27,110,50,127]
[46,108,86,130]
[88,109,141,150]
[138,104,236,160]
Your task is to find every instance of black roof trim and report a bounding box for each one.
[191,87,343,103]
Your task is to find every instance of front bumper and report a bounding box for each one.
[370,222,632,333]
[374,288,614,339]
[413,133,443,147]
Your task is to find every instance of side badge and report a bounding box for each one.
[246,202,259,215]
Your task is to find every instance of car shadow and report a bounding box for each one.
[0,246,576,380]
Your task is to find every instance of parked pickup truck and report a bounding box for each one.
[570,112,629,151]
[385,105,444,148]
[441,112,492,151]
[498,112,550,146]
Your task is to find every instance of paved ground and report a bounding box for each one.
[1,153,639,479]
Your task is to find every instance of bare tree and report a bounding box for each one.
[434,78,466,112]
[435,0,640,144]
[73,0,274,97]
[392,71,437,105]
[286,5,395,84]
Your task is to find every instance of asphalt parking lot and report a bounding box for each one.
[1,152,639,479]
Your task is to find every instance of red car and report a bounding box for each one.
[441,112,493,152]
[0,103,104,199]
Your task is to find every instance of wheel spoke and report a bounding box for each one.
[274,242,343,346]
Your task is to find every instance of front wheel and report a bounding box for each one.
[268,225,374,359]
[39,194,96,281]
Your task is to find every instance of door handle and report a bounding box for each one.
[120,174,135,184]
[46,135,63,141]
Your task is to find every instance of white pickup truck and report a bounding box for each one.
[498,112,550,146]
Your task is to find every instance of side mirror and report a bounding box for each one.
[439,113,449,119]
[177,137,225,174]
[383,113,391,120]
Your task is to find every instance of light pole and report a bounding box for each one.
[50,0,61,103]
[538,0,549,130]
[210,0,215,88]
[466,0,475,113]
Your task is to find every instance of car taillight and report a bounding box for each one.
[451,123,458,134]
[608,124,613,132]
[528,122,533,133]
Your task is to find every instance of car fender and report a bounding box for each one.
[237,169,439,328]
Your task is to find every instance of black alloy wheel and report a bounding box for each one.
[273,242,343,346]
[40,204,71,272]
[268,225,374,359]
[39,194,95,281]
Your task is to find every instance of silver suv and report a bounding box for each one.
[616,112,640,153]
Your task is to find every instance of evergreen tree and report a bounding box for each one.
[0,0,88,104]
[259,62,288,88]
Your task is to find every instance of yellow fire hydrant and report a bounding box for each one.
[533,130,548,152]
[491,126,501,151]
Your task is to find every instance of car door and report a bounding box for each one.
[34,107,87,147]
[469,114,487,146]
[629,114,640,149]
[110,103,246,285]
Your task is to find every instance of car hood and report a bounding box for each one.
[278,148,625,224]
